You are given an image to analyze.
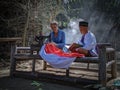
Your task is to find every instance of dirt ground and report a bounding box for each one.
[0,62,92,90]
[0,59,120,90]
[0,76,89,90]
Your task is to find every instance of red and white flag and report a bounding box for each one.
[39,43,84,69]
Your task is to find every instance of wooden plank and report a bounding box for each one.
[46,63,112,73]
[0,37,21,42]
[13,71,97,85]
[75,57,99,63]
[14,54,42,60]
[16,47,30,50]
[97,43,111,47]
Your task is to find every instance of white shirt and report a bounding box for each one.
[77,31,98,56]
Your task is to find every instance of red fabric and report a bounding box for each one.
[45,43,85,57]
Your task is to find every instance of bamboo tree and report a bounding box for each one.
[22,0,30,46]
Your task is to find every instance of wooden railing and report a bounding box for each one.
[10,43,117,86]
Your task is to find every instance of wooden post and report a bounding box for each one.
[0,38,21,76]
[10,58,16,77]
[43,61,47,70]
[66,68,69,77]
[10,42,16,76]
[32,57,36,73]
[98,45,107,86]
[111,50,117,78]
[87,63,90,69]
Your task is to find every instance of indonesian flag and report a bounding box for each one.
[39,43,84,69]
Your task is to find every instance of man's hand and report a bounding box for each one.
[69,43,80,52]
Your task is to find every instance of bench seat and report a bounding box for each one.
[75,57,99,63]
[14,54,41,60]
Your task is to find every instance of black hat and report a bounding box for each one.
[79,21,88,27]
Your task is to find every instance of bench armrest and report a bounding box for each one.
[15,46,31,54]
[97,43,111,48]
[16,47,30,50]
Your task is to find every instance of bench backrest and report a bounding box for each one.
[15,42,115,63]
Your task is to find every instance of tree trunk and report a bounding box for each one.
[22,0,30,46]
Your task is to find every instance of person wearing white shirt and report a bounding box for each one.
[69,21,98,57]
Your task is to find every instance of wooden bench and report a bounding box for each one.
[10,43,117,86]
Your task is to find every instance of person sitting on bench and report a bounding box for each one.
[69,21,98,57]
[48,21,65,49]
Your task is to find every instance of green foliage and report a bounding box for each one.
[31,81,43,90]
[31,81,42,87]
[113,79,120,87]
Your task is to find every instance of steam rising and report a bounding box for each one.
[44,1,116,48]
[63,18,84,44]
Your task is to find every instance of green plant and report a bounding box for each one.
[31,81,43,90]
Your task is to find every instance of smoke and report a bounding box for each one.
[63,0,115,44]
[63,13,114,44]
[63,0,69,4]
[44,0,117,48]
[63,18,84,44]
[88,11,114,43]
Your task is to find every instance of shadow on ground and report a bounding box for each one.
[0,76,91,90]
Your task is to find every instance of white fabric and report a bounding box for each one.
[39,45,76,69]
[77,31,98,56]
